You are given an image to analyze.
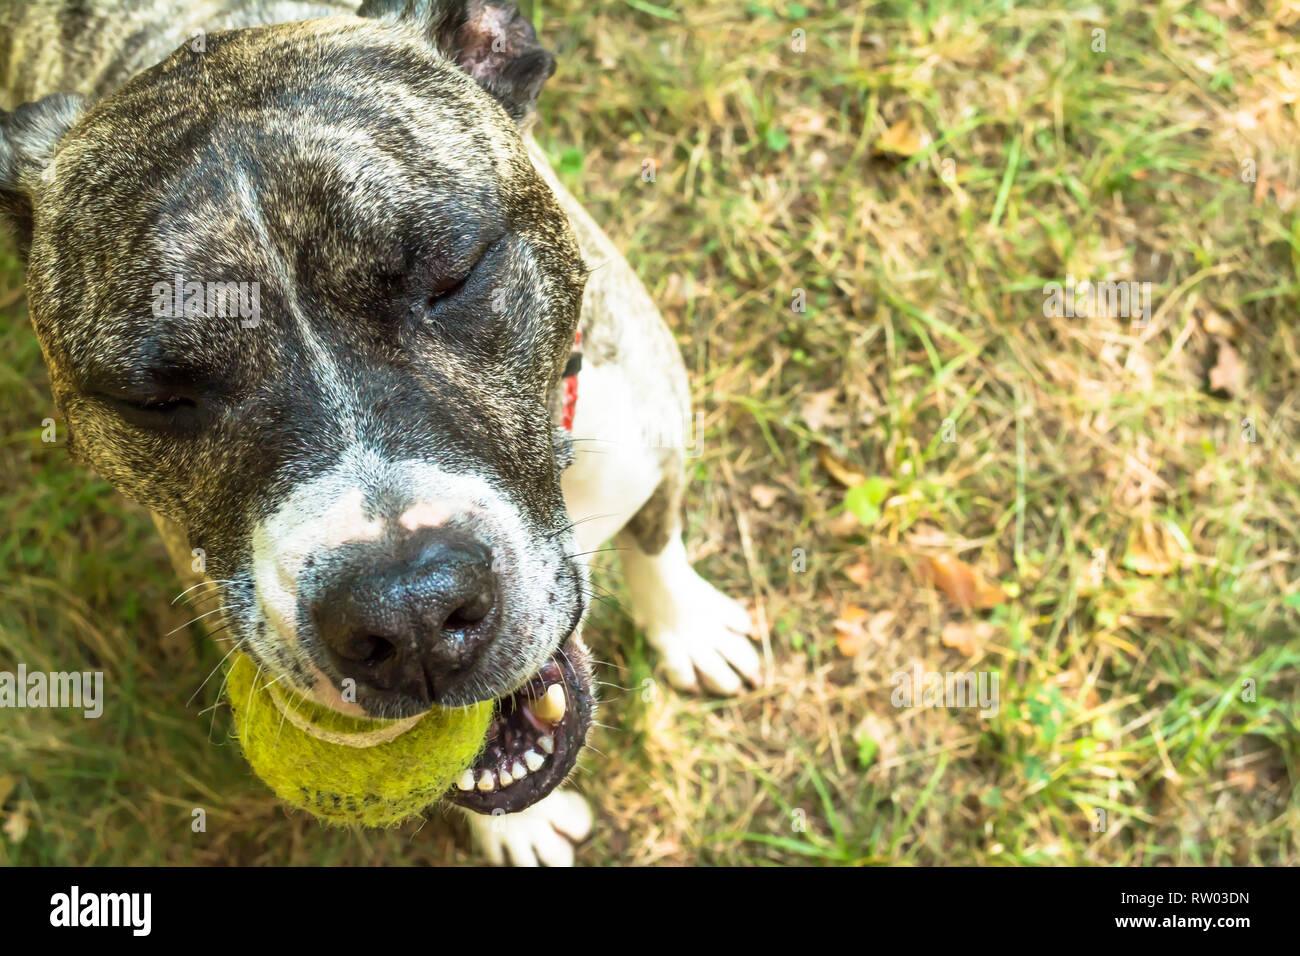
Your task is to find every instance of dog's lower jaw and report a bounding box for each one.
[444,629,595,814]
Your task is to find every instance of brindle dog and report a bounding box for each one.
[0,0,761,865]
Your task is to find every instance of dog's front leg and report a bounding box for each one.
[619,521,763,696]
[560,359,763,696]
[457,789,592,866]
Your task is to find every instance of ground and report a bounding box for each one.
[1,0,1297,865]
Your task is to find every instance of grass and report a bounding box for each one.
[2,0,1298,865]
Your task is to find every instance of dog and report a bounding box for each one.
[0,0,761,865]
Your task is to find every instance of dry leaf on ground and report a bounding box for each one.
[941,620,997,656]
[844,557,872,587]
[1200,308,1236,338]
[833,605,870,655]
[833,606,893,656]
[820,447,866,487]
[1226,770,1257,792]
[800,387,845,432]
[1208,339,1245,395]
[875,116,929,157]
[827,510,861,536]
[1126,520,1184,576]
[920,554,1007,610]
[3,805,27,844]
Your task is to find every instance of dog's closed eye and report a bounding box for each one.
[119,393,193,412]
[90,387,200,429]
[425,269,472,308]
[419,235,505,317]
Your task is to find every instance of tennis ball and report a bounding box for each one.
[225,652,492,827]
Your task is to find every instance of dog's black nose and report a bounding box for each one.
[312,529,499,705]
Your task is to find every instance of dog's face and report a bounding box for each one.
[0,2,594,810]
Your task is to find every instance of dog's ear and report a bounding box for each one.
[358,0,556,122]
[0,93,88,254]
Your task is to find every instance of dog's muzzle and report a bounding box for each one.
[310,525,501,706]
[299,519,593,813]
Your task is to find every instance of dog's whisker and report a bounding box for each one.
[564,547,626,558]
[187,637,246,707]
[199,652,242,726]
[170,579,237,606]
[546,511,620,540]
[272,676,307,743]
[583,582,625,600]
[163,605,229,638]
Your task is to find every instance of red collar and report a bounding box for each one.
[559,329,582,431]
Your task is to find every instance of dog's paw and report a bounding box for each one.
[461,789,593,866]
[644,572,762,696]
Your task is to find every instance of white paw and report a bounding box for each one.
[643,570,762,696]
[622,536,763,696]
[461,789,593,867]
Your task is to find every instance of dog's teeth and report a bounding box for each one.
[476,771,496,792]
[456,769,476,791]
[511,760,526,780]
[538,734,555,755]
[534,683,566,722]
[499,767,514,787]
[524,749,545,772]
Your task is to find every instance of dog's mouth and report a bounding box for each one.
[444,633,593,814]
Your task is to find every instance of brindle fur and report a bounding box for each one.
[0,0,687,710]
[0,1,756,864]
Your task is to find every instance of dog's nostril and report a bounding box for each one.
[359,634,397,667]
[315,528,500,704]
[443,587,495,631]
[333,631,398,668]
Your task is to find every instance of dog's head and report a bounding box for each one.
[0,1,593,811]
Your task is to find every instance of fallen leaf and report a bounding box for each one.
[1125,520,1184,576]
[749,484,780,509]
[833,605,868,655]
[844,557,872,587]
[3,805,27,844]
[1226,769,1257,792]
[874,116,929,158]
[865,610,895,645]
[921,554,1007,610]
[827,510,861,537]
[1208,339,1245,395]
[800,387,844,432]
[1200,308,1236,338]
[941,620,996,656]
[819,448,865,487]
[839,609,893,660]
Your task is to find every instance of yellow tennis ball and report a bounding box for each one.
[225,652,492,827]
